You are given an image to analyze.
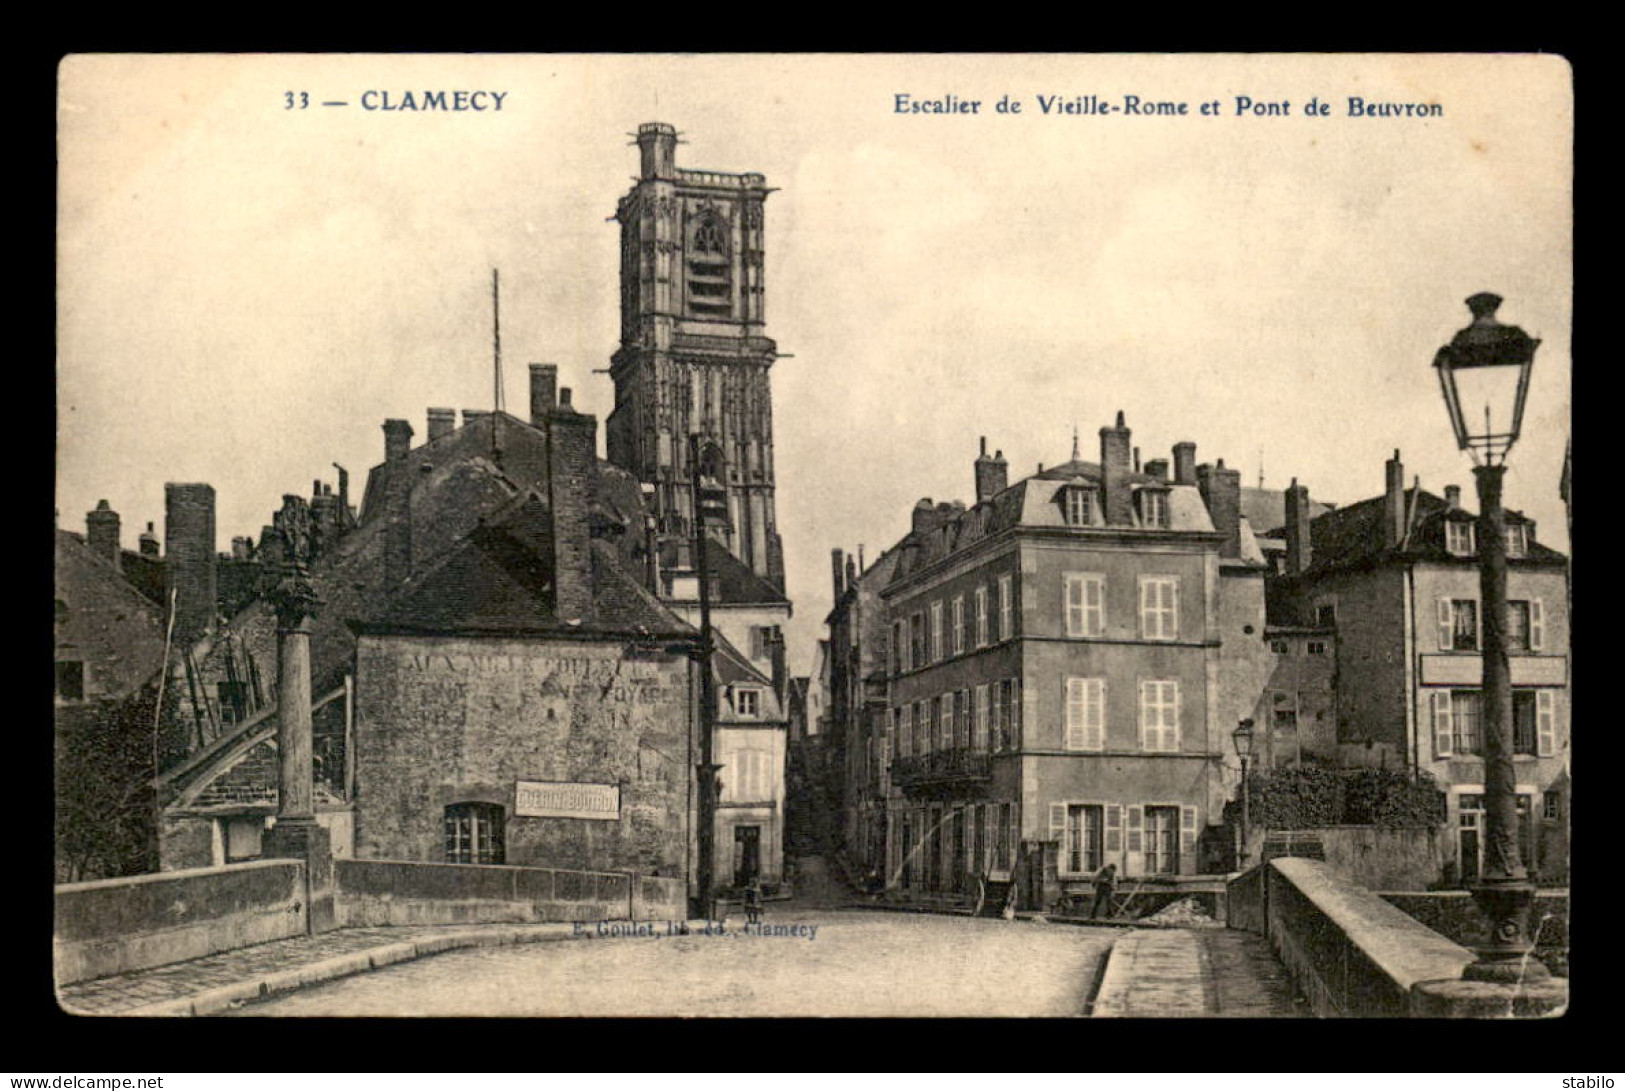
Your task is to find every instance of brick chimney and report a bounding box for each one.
[768,626,788,704]
[1099,411,1133,525]
[1172,441,1197,487]
[974,437,1008,503]
[546,386,598,623]
[830,548,846,601]
[462,409,492,428]
[1285,478,1313,575]
[165,483,217,645]
[1196,459,1243,558]
[912,499,941,535]
[529,363,558,425]
[1385,449,1406,546]
[1445,484,1461,510]
[383,419,413,463]
[138,521,160,559]
[86,500,121,572]
[426,407,456,442]
[1145,458,1170,483]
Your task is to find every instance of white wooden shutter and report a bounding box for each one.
[1139,577,1153,638]
[1085,679,1106,751]
[974,685,989,750]
[966,805,978,874]
[1438,599,1453,651]
[1167,579,1180,639]
[1066,575,1084,636]
[1105,803,1123,858]
[1180,805,1199,865]
[1049,802,1067,851]
[1138,682,1152,750]
[1433,690,1454,758]
[1011,678,1022,744]
[1125,805,1144,874]
[1531,600,1545,651]
[1085,575,1104,636]
[1066,678,1087,750]
[1536,690,1557,756]
[1169,682,1182,751]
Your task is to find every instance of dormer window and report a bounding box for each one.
[1505,524,1528,557]
[1137,488,1170,529]
[1446,520,1476,556]
[735,688,761,718]
[1061,486,1095,527]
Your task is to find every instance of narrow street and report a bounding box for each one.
[230,908,1120,1017]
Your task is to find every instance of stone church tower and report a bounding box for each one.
[605,122,785,589]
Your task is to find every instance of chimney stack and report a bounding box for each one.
[545,390,598,622]
[912,498,941,536]
[529,364,558,425]
[1173,441,1198,486]
[830,548,845,602]
[426,407,456,442]
[1197,459,1243,559]
[845,553,858,592]
[461,409,492,427]
[974,437,1009,504]
[383,419,413,463]
[332,464,352,527]
[1445,484,1461,510]
[1285,478,1313,575]
[165,483,218,646]
[1145,458,1170,483]
[1385,449,1406,546]
[86,500,121,572]
[1099,411,1134,525]
[138,521,160,559]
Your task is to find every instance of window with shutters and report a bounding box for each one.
[955,690,971,749]
[1065,677,1106,751]
[1009,678,1022,749]
[914,701,929,754]
[974,586,989,647]
[999,574,1014,641]
[1139,681,1180,752]
[445,802,505,865]
[1434,689,1482,755]
[1105,804,1123,857]
[1447,520,1476,556]
[931,602,944,663]
[1505,524,1528,557]
[1512,691,1538,755]
[1065,572,1105,637]
[991,682,1006,750]
[1139,576,1179,641]
[1535,690,1558,756]
[974,684,989,750]
[952,596,966,656]
[1438,599,1480,651]
[1507,600,1540,652]
[938,695,953,753]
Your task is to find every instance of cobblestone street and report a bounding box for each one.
[229,910,1122,1017]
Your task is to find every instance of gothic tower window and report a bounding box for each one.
[687,209,733,317]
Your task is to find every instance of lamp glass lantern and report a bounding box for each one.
[1232,718,1255,761]
[1432,293,1540,467]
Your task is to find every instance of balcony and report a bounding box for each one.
[890,748,992,798]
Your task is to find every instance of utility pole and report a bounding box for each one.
[689,434,724,919]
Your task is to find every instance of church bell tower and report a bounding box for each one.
[605,122,785,590]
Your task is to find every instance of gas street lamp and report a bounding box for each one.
[1233,719,1255,869]
[1432,292,1549,984]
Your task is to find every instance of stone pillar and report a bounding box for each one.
[261,574,336,934]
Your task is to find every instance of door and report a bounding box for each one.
[951,808,966,892]
[734,825,761,887]
[1145,806,1180,875]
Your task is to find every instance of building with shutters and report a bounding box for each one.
[869,419,1275,910]
[1262,449,1570,884]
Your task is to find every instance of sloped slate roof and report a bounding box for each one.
[1239,486,1336,536]
[1287,489,1566,575]
[357,496,694,639]
[661,537,790,605]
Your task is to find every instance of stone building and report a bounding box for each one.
[1263,450,1570,884]
[156,368,703,888]
[850,418,1276,910]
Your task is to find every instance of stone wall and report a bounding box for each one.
[55,860,305,986]
[352,636,692,878]
[334,859,634,926]
[1252,857,1478,1017]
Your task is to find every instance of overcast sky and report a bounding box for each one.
[58,54,1572,675]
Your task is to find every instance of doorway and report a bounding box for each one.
[733,825,761,887]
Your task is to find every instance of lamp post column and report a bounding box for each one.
[1465,462,1548,983]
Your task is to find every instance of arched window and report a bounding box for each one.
[687,210,733,317]
[444,802,505,864]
